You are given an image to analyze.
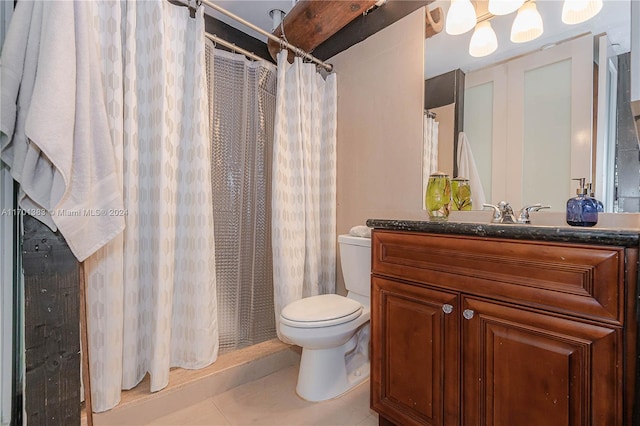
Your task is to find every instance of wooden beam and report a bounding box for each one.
[267,0,378,62]
[23,215,81,425]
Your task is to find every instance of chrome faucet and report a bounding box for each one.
[483,202,550,224]
[516,203,550,224]
[483,201,516,223]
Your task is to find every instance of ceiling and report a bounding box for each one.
[200,0,297,42]
[425,0,631,78]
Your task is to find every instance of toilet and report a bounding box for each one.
[279,234,371,402]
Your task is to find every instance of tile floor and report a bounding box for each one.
[143,366,377,426]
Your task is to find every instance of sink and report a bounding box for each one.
[448,210,640,230]
[530,211,640,230]
[447,210,493,223]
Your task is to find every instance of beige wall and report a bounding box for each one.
[329,8,426,294]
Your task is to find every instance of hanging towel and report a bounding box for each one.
[456,132,487,209]
[0,1,124,261]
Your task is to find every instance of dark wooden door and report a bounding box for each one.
[371,276,460,426]
[461,296,622,426]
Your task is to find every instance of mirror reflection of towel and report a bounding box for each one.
[457,132,486,209]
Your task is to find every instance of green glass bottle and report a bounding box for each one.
[426,172,452,221]
[451,178,472,211]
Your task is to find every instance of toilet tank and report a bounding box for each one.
[338,234,371,297]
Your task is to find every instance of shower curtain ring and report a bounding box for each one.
[279,19,290,51]
[303,51,314,63]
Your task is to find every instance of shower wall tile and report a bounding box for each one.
[330,8,427,295]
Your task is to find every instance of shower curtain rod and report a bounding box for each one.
[198,0,334,72]
[205,33,264,63]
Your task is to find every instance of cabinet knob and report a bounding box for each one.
[442,304,453,314]
[463,309,475,320]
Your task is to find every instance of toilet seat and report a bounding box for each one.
[280,294,363,328]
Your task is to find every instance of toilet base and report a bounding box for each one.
[295,326,370,402]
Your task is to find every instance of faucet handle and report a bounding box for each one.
[517,204,551,224]
[498,201,516,223]
[483,204,502,223]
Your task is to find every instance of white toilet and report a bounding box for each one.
[279,234,371,402]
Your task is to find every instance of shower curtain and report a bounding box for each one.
[422,113,439,208]
[205,46,277,351]
[271,50,338,339]
[84,1,218,412]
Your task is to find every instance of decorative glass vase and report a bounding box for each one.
[451,178,473,211]
[425,172,452,221]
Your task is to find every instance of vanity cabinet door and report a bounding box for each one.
[371,276,460,426]
[461,296,622,426]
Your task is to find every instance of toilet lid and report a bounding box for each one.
[280,294,363,328]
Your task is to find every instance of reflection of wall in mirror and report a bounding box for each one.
[424,69,465,176]
[431,104,454,176]
[615,53,640,212]
[463,35,592,212]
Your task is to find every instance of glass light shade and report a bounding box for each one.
[510,1,544,43]
[488,0,525,16]
[469,21,498,57]
[445,0,477,35]
[561,0,603,24]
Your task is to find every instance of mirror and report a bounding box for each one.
[424,0,634,212]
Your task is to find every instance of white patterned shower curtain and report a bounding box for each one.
[422,113,439,208]
[271,51,338,339]
[84,1,218,412]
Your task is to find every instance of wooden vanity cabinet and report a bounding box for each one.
[370,230,638,426]
[461,297,620,426]
[371,276,460,425]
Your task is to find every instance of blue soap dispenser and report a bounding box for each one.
[566,178,598,227]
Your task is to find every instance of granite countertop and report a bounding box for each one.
[366,218,640,248]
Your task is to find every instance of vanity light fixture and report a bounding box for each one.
[445,0,477,35]
[510,0,544,43]
[488,0,524,16]
[469,21,499,57]
[442,0,603,58]
[561,0,603,24]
